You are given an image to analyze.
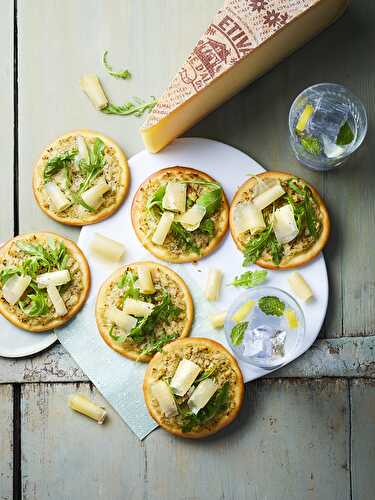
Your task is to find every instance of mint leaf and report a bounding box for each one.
[230,321,248,346]
[258,296,285,316]
[336,121,354,146]
[299,135,322,156]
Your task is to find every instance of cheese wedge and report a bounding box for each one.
[205,268,223,302]
[107,307,137,332]
[151,211,174,245]
[76,135,90,163]
[272,205,299,244]
[137,265,155,295]
[2,275,31,305]
[252,184,285,211]
[188,379,218,415]
[170,359,201,397]
[80,74,108,110]
[232,299,255,323]
[288,272,313,302]
[151,380,178,418]
[36,270,71,288]
[81,178,110,210]
[162,182,187,213]
[45,182,71,212]
[209,310,227,329]
[123,298,154,317]
[175,204,206,232]
[233,202,266,235]
[141,0,347,152]
[90,233,125,262]
[47,285,67,317]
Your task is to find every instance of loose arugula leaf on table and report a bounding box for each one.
[230,321,249,346]
[242,225,273,266]
[102,96,157,117]
[43,149,78,183]
[139,332,178,356]
[19,283,50,317]
[199,218,215,237]
[196,187,222,217]
[102,50,131,80]
[231,270,267,288]
[258,296,285,317]
[171,222,200,254]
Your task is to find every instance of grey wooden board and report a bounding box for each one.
[0,0,14,243]
[21,379,350,500]
[350,379,375,500]
[0,385,13,500]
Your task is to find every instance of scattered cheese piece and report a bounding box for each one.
[45,182,71,212]
[176,204,206,231]
[90,233,125,262]
[47,285,68,317]
[2,275,31,305]
[205,268,223,301]
[107,308,137,332]
[151,211,174,245]
[170,359,201,397]
[76,135,90,163]
[272,204,299,244]
[252,183,285,211]
[233,202,266,235]
[209,311,227,329]
[288,272,313,302]
[80,74,108,110]
[296,103,314,133]
[188,379,218,415]
[137,265,155,295]
[68,394,106,424]
[36,270,70,289]
[81,178,110,210]
[162,182,187,213]
[151,380,178,418]
[285,308,299,329]
[123,298,154,317]
[232,299,256,323]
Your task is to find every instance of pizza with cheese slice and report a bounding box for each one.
[144,338,244,438]
[131,166,229,263]
[0,232,90,332]
[229,172,330,269]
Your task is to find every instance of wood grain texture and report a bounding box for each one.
[0,385,13,500]
[0,0,14,242]
[350,379,375,500]
[21,383,145,500]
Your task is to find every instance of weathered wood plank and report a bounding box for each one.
[21,383,145,499]
[0,385,13,500]
[0,0,14,242]
[145,378,350,500]
[350,379,375,500]
[1,336,374,383]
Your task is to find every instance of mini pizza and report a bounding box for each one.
[131,166,229,263]
[0,232,90,332]
[96,261,194,362]
[144,338,244,438]
[229,172,330,269]
[33,129,130,226]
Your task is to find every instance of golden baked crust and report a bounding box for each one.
[144,338,244,438]
[131,166,229,263]
[0,232,90,332]
[33,129,130,226]
[229,171,330,269]
[96,261,194,362]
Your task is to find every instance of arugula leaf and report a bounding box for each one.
[118,271,140,301]
[199,218,215,237]
[147,185,166,212]
[258,296,285,316]
[0,267,20,285]
[171,222,200,254]
[231,270,267,288]
[102,50,131,79]
[269,234,283,266]
[43,149,77,183]
[19,283,50,317]
[180,180,220,190]
[70,191,96,212]
[139,332,178,357]
[78,138,106,193]
[108,325,129,344]
[230,321,248,346]
[242,225,273,266]
[303,188,318,239]
[287,180,304,196]
[16,239,68,273]
[196,187,222,217]
[102,97,157,117]
[336,121,354,146]
[195,366,217,384]
[299,135,322,156]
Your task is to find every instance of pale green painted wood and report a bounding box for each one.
[21,383,145,499]
[0,0,14,242]
[351,379,375,500]
[0,385,13,500]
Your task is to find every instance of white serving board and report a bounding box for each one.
[79,137,328,383]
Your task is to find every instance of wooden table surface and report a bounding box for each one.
[1,1,374,499]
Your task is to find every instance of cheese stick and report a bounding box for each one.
[252,183,285,210]
[137,265,155,294]
[272,205,299,244]
[205,268,223,301]
[151,381,178,418]
[68,394,107,424]
[209,311,227,329]
[81,178,110,210]
[170,359,201,396]
[233,202,266,235]
[188,379,218,414]
[45,182,71,212]
[288,272,313,302]
[80,74,108,110]
[36,270,70,288]
[176,204,206,231]
[47,285,68,317]
[90,233,125,262]
[152,211,174,245]
[123,298,154,317]
[162,182,187,213]
[107,308,137,331]
[2,275,31,305]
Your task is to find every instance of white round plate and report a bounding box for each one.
[79,137,328,383]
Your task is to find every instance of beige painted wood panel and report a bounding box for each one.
[0,385,13,500]
[0,0,14,242]
[351,379,375,500]
[21,383,145,500]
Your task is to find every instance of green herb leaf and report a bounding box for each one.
[78,138,106,193]
[230,321,248,346]
[258,296,285,316]
[43,149,77,183]
[102,50,131,80]
[171,222,200,254]
[336,121,354,146]
[70,191,96,212]
[303,187,318,239]
[299,135,322,156]
[108,325,129,343]
[180,180,220,190]
[19,283,50,317]
[196,187,222,217]
[287,180,304,196]
[139,332,178,357]
[231,270,267,288]
[269,234,284,266]
[199,218,215,237]
[195,366,217,384]
[147,185,166,212]
[242,225,273,266]
[102,96,157,117]
[118,271,140,301]
[0,267,21,285]
[16,239,68,273]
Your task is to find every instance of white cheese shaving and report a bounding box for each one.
[36,270,70,288]
[76,135,90,163]
[170,359,201,397]
[90,233,125,262]
[2,275,31,305]
[162,182,187,213]
[288,272,313,302]
[151,211,174,245]
[233,202,266,235]
[272,204,299,244]
[175,204,206,231]
[123,298,154,317]
[80,74,108,110]
[47,285,68,317]
[209,311,227,329]
[205,268,223,301]
[252,183,285,210]
[137,265,155,295]
[81,177,110,210]
[151,380,178,418]
[106,308,137,332]
[45,182,71,212]
[187,378,218,415]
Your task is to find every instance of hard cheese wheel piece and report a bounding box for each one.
[123,298,154,317]
[45,182,71,212]
[47,285,68,317]
[152,211,175,245]
[175,204,206,231]
[140,0,347,152]
[162,182,187,213]
[170,358,201,396]
[90,233,125,262]
[107,308,137,331]
[288,272,313,302]
[151,380,178,418]
[188,379,218,415]
[233,202,266,235]
[2,275,32,305]
[36,270,71,288]
[252,184,285,211]
[137,265,155,295]
[272,205,299,244]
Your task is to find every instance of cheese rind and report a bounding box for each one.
[205,268,223,302]
[272,204,299,244]
[252,184,285,211]
[233,202,266,235]
[175,204,206,231]
[288,272,313,302]
[45,182,71,212]
[151,381,178,418]
[162,182,187,213]
[123,298,154,317]
[137,265,155,295]
[36,270,71,288]
[90,233,125,262]
[2,275,31,305]
[107,308,137,332]
[151,211,174,245]
[188,379,218,415]
[170,359,201,397]
[47,285,68,317]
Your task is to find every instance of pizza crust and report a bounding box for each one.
[0,232,90,332]
[144,338,244,438]
[131,166,229,263]
[96,261,194,362]
[33,129,130,226]
[229,171,330,269]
